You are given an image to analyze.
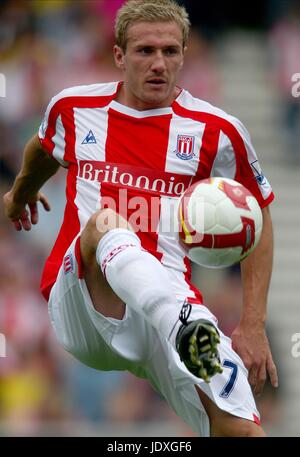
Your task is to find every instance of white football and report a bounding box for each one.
[178,177,263,268]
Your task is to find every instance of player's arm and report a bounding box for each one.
[231,205,278,395]
[3,134,60,231]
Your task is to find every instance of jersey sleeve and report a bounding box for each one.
[211,117,274,208]
[38,91,70,168]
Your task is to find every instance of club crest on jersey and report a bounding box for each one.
[175,135,195,160]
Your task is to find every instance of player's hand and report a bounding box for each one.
[231,322,278,396]
[3,190,51,231]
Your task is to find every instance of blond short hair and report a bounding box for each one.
[115,0,190,51]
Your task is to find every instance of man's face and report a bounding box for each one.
[114,21,185,110]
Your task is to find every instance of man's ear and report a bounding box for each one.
[114,45,125,70]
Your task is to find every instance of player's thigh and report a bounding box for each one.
[196,386,265,436]
[80,250,125,320]
[48,242,131,372]
[49,278,127,371]
[199,329,261,425]
[49,237,149,375]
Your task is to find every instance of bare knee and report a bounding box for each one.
[92,208,133,234]
[81,208,133,259]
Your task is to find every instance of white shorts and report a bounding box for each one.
[48,238,260,436]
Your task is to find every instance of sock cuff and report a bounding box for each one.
[96,228,141,276]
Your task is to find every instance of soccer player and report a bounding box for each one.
[3,0,278,436]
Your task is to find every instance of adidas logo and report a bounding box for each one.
[82,130,97,144]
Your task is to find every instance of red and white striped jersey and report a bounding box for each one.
[38,81,274,301]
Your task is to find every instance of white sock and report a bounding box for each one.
[96,228,182,345]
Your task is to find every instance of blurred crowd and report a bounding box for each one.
[0,0,293,436]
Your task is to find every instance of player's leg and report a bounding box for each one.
[48,237,136,372]
[80,209,129,320]
[81,208,189,342]
[195,386,266,437]
[80,208,222,381]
